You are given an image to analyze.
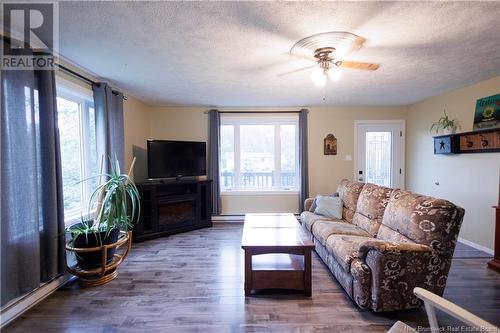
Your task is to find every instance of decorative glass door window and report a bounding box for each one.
[365,132,392,187]
[355,121,404,189]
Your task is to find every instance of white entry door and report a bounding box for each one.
[355,121,405,189]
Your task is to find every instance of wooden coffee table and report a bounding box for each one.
[241,213,314,296]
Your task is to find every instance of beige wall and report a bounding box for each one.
[149,106,208,142]
[123,96,150,178]
[146,106,407,214]
[307,106,407,197]
[406,76,500,251]
[221,193,300,215]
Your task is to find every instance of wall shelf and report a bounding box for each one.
[433,128,500,154]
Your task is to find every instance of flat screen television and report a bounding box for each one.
[147,140,207,179]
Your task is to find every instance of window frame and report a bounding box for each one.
[56,77,96,224]
[220,114,299,194]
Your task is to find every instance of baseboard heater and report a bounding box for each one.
[212,214,300,222]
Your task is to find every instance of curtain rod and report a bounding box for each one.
[56,63,127,100]
[57,63,96,85]
[1,34,128,100]
[203,110,308,114]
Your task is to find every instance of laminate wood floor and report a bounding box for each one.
[4,223,500,333]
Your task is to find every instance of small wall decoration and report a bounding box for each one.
[324,134,337,155]
[473,93,500,131]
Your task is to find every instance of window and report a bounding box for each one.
[56,80,97,222]
[365,132,392,187]
[220,114,299,192]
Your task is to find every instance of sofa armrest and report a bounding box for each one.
[358,240,433,258]
[361,241,451,312]
[304,198,315,212]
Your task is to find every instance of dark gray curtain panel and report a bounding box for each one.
[1,47,65,306]
[92,83,125,172]
[208,109,221,215]
[299,109,309,211]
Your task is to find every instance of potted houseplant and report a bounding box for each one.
[68,157,140,270]
[430,110,461,135]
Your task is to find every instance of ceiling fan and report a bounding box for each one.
[279,32,380,86]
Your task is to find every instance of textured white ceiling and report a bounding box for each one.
[59,1,500,107]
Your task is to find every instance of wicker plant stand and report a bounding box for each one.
[66,231,132,287]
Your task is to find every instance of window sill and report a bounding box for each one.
[64,211,95,227]
[221,190,299,196]
[64,215,82,227]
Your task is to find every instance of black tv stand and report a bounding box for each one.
[149,176,199,184]
[133,179,212,242]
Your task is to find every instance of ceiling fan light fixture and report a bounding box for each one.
[328,67,343,82]
[310,67,327,87]
[278,31,378,86]
[310,66,342,86]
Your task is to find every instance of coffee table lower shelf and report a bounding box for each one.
[243,252,312,296]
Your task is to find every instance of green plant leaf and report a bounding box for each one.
[76,155,141,245]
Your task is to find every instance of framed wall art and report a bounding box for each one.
[324,134,337,155]
[473,93,500,131]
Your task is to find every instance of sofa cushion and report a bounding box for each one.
[352,183,393,237]
[300,211,332,232]
[376,224,414,244]
[325,235,376,272]
[314,239,354,297]
[337,179,365,223]
[379,189,465,257]
[312,220,370,244]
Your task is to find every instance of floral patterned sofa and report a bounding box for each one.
[301,179,465,312]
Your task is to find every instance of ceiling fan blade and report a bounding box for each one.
[286,52,316,62]
[277,64,317,77]
[351,37,366,51]
[337,60,379,71]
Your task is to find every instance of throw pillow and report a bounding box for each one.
[309,193,338,212]
[314,195,342,219]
